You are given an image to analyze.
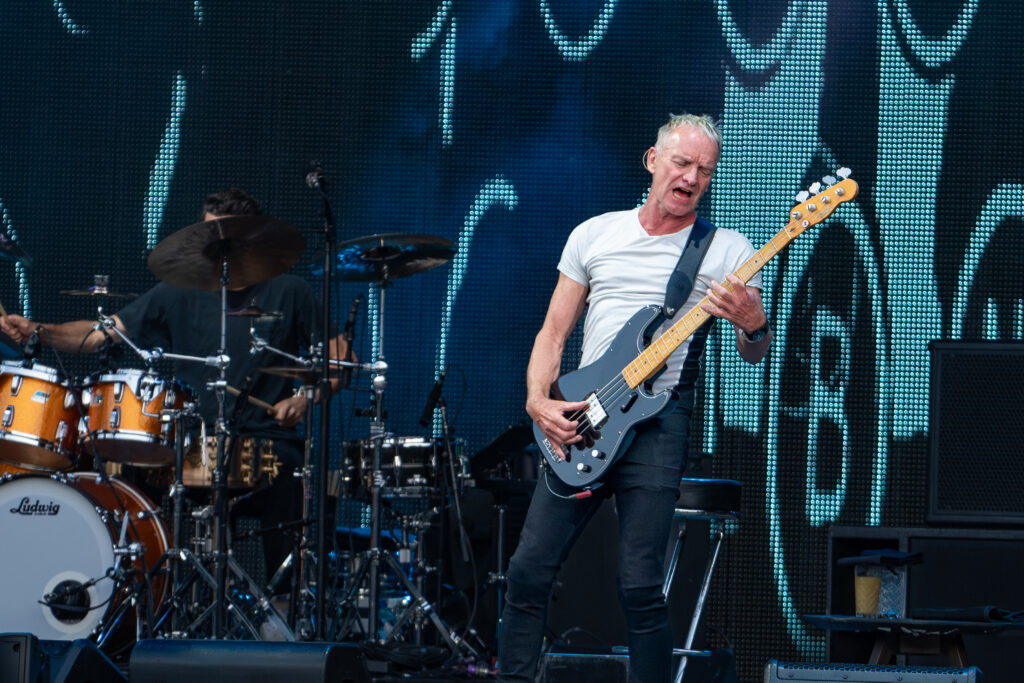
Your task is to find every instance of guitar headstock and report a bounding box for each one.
[787,169,858,237]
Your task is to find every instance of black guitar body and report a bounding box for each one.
[535,305,675,488]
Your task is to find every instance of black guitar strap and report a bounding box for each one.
[663,215,717,317]
[662,215,718,390]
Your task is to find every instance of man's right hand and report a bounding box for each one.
[526,395,589,460]
[0,314,36,344]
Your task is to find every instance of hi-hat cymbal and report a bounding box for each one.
[60,286,138,300]
[227,305,283,319]
[318,233,456,282]
[257,364,352,383]
[148,215,305,290]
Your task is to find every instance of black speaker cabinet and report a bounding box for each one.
[0,634,40,683]
[0,634,127,683]
[928,341,1024,525]
[765,661,982,682]
[128,639,369,683]
[540,646,737,683]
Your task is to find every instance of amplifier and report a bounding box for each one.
[764,661,982,682]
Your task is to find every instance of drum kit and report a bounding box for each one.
[0,213,479,665]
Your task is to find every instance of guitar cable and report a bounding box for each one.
[542,464,603,501]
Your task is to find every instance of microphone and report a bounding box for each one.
[344,294,362,340]
[418,365,448,427]
[305,161,324,191]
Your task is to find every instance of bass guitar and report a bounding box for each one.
[536,171,859,488]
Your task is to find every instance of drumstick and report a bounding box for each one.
[0,299,7,317]
[225,385,275,411]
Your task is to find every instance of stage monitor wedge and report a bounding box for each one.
[128,639,369,683]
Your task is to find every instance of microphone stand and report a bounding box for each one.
[310,174,336,640]
[437,397,472,565]
[211,254,231,637]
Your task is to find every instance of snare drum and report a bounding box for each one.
[80,370,190,466]
[0,472,168,647]
[182,435,279,489]
[0,361,79,470]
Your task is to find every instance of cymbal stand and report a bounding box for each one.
[323,275,391,642]
[375,398,480,662]
[248,329,370,638]
[350,279,478,664]
[100,252,235,637]
[366,276,391,643]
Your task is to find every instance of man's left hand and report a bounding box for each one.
[701,272,767,333]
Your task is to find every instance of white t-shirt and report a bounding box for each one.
[558,207,761,393]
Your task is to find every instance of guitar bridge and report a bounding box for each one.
[584,392,608,430]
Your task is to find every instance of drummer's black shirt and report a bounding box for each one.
[114,274,320,440]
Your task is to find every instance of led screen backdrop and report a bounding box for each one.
[0,1,1021,679]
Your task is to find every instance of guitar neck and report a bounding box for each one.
[620,214,810,389]
[619,176,857,389]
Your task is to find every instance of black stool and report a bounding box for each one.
[663,477,740,683]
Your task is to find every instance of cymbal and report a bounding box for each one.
[257,365,339,382]
[321,233,456,282]
[60,286,138,300]
[148,215,305,290]
[256,363,353,383]
[227,305,283,319]
[0,231,31,266]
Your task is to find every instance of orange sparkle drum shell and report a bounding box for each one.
[0,362,80,470]
[80,370,190,467]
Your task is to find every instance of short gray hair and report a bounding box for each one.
[655,113,722,155]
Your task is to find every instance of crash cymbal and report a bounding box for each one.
[0,231,31,266]
[148,215,305,290]
[321,233,456,282]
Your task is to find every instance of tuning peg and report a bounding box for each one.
[822,175,837,187]
[808,182,821,195]
[794,190,810,203]
[836,167,851,179]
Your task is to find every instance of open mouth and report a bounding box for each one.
[672,187,692,199]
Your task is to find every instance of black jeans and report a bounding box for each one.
[498,397,692,683]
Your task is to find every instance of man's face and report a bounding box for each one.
[645,125,719,222]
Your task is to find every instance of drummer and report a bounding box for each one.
[0,187,350,591]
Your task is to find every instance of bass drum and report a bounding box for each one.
[0,472,168,650]
[72,472,169,653]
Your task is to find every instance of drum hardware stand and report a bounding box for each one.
[333,282,480,665]
[143,413,294,641]
[248,329,370,639]
[486,504,509,644]
[98,251,236,638]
